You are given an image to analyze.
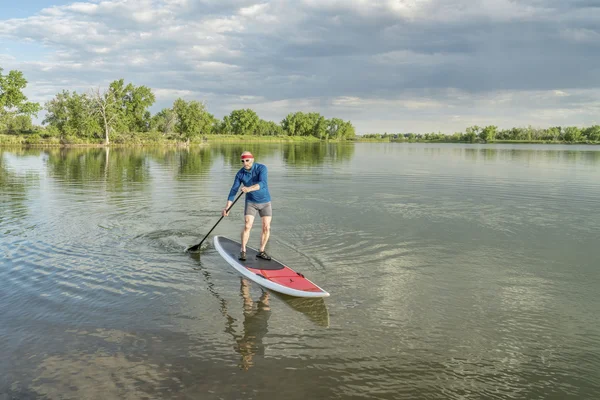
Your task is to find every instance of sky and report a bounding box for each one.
[0,0,599,134]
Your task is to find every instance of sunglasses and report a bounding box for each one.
[241,159,253,163]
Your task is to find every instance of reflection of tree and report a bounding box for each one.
[45,148,149,191]
[461,147,600,166]
[212,144,279,167]
[282,143,355,166]
[0,151,38,225]
[175,147,213,178]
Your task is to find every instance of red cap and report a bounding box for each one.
[241,153,254,160]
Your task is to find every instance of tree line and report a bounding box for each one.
[0,68,355,144]
[362,124,600,143]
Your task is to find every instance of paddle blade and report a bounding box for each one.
[186,243,201,252]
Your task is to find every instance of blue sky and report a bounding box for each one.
[1,0,599,134]
[3,1,74,18]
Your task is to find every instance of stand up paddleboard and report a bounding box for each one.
[214,236,330,298]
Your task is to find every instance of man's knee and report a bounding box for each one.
[262,223,271,233]
[244,220,253,231]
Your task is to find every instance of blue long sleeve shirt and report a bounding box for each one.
[228,163,271,203]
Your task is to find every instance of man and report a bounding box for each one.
[222,151,272,261]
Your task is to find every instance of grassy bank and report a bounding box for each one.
[0,132,339,147]
[201,134,323,143]
[353,137,600,144]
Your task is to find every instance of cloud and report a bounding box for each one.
[0,0,599,133]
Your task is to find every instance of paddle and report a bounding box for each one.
[186,191,244,252]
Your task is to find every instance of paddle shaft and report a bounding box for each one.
[187,191,244,252]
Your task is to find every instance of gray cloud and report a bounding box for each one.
[0,0,599,133]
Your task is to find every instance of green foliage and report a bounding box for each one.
[582,125,600,142]
[361,124,600,144]
[563,126,582,142]
[172,98,216,140]
[44,90,100,138]
[479,125,497,142]
[0,68,41,133]
[109,79,155,132]
[228,109,260,135]
[6,68,599,147]
[281,112,355,139]
[151,108,176,134]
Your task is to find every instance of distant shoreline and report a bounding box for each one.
[0,133,340,147]
[1,133,599,147]
[353,139,600,145]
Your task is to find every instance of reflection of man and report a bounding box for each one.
[234,279,271,371]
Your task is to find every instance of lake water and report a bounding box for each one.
[1,143,599,399]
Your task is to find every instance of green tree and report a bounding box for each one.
[0,68,41,132]
[465,125,481,142]
[229,109,259,135]
[479,125,497,143]
[216,115,233,135]
[307,112,327,138]
[563,126,582,142]
[545,126,562,141]
[108,79,155,133]
[255,119,283,136]
[150,108,176,134]
[90,87,121,145]
[172,98,216,140]
[282,112,310,136]
[44,90,100,138]
[582,125,600,142]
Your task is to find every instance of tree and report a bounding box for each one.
[6,115,33,133]
[44,90,99,138]
[563,126,582,142]
[582,125,600,142]
[229,109,259,135]
[0,68,41,132]
[310,113,327,138]
[479,125,497,143]
[90,87,121,145]
[216,115,233,135]
[464,126,481,143]
[172,98,216,141]
[109,79,155,132]
[256,119,283,136]
[151,108,176,134]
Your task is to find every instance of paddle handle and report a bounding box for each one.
[187,191,244,252]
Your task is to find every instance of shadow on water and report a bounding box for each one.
[188,252,329,371]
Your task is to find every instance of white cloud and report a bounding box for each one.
[239,3,269,16]
[66,2,99,14]
[0,0,599,133]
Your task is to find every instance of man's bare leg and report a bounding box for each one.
[260,216,271,252]
[241,215,254,252]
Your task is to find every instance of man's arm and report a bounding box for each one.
[223,173,242,215]
[242,165,267,193]
[227,173,242,201]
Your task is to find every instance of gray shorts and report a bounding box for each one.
[245,202,272,218]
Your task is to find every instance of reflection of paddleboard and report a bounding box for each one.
[274,293,330,327]
[214,236,330,298]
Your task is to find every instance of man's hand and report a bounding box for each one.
[241,186,250,193]
[222,208,230,217]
